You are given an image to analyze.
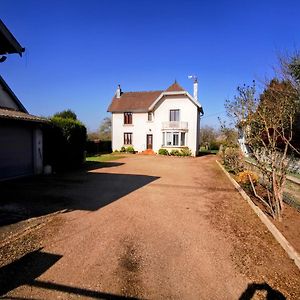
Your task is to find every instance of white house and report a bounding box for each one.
[107,80,204,156]
[238,125,251,157]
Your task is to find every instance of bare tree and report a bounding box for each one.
[87,117,112,141]
[218,118,239,148]
[87,131,100,141]
[279,52,300,152]
[98,117,112,141]
[200,126,218,149]
[226,79,299,220]
[225,81,257,126]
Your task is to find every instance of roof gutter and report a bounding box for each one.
[0,19,25,57]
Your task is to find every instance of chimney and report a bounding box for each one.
[116,84,122,98]
[193,78,198,101]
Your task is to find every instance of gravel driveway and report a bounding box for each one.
[1,155,299,299]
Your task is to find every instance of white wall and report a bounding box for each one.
[112,113,154,152]
[153,96,199,155]
[111,95,200,155]
[0,84,19,110]
[238,127,250,157]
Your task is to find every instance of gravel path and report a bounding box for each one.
[1,155,300,299]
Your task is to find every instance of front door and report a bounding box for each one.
[146,134,153,149]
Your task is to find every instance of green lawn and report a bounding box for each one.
[86,153,125,162]
[198,149,218,155]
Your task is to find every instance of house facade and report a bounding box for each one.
[107,81,203,156]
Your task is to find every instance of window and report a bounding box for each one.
[166,132,172,145]
[180,132,185,146]
[124,112,132,124]
[162,131,185,146]
[173,132,179,146]
[170,109,180,121]
[148,112,153,121]
[124,133,132,145]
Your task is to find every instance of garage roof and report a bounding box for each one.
[0,108,48,123]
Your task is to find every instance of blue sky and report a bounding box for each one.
[1,0,300,131]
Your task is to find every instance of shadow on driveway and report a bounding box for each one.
[0,249,139,299]
[0,161,159,227]
[239,282,286,300]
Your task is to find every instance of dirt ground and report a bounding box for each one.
[245,183,300,255]
[0,155,299,299]
[273,205,300,254]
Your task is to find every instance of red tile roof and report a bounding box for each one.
[107,81,188,113]
[108,90,163,112]
[165,81,185,92]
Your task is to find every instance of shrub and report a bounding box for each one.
[180,148,192,156]
[170,149,181,156]
[210,141,220,151]
[53,109,77,120]
[222,147,244,174]
[120,146,126,153]
[158,148,169,155]
[44,116,87,171]
[126,146,135,153]
[236,170,259,186]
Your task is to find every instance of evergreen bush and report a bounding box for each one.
[126,146,135,153]
[44,116,87,171]
[158,148,169,155]
[170,149,181,156]
[180,148,192,156]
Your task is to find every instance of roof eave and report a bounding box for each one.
[149,91,202,110]
[0,114,49,123]
[0,19,25,56]
[108,109,149,113]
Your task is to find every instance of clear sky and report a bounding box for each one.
[1,0,300,131]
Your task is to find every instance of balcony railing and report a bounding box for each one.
[162,121,188,130]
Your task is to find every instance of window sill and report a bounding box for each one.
[162,145,187,148]
[123,124,134,126]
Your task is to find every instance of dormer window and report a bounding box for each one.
[124,112,132,124]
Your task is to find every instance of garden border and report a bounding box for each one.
[216,160,300,271]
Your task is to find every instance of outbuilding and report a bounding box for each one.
[0,76,46,180]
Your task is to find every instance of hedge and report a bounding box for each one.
[86,140,112,155]
[43,116,87,171]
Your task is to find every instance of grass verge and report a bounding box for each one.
[86,153,125,162]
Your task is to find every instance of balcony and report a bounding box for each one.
[162,121,188,130]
